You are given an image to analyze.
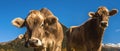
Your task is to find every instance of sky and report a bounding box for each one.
[0,0,120,44]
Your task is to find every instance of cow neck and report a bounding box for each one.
[82,18,105,44]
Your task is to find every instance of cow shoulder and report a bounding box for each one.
[66,26,75,37]
[70,26,78,28]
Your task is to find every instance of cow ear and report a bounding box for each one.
[51,17,58,24]
[45,17,58,25]
[40,8,54,16]
[12,17,25,28]
[18,34,24,39]
[88,12,95,18]
[109,9,118,16]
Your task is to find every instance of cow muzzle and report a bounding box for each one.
[28,37,42,47]
[100,21,108,27]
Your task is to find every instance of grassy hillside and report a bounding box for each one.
[0,38,34,51]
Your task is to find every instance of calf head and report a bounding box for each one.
[12,8,58,48]
[89,6,118,28]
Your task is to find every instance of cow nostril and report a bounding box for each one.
[29,38,39,43]
[101,22,107,24]
[33,39,38,43]
[35,39,38,43]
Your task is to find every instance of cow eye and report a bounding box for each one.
[41,23,44,26]
[40,22,44,26]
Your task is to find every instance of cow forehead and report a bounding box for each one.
[27,10,44,20]
[26,10,44,25]
[96,7,110,16]
[25,10,45,31]
[98,7,109,12]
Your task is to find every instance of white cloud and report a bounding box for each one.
[116,43,120,47]
[115,29,120,32]
[103,43,120,47]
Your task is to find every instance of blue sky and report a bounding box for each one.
[0,0,120,44]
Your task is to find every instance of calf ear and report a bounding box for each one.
[40,8,54,16]
[12,17,25,28]
[88,12,95,18]
[18,34,24,39]
[109,9,118,16]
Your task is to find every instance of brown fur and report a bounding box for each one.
[66,6,118,51]
[12,8,64,51]
[39,8,64,51]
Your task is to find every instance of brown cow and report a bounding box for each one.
[12,8,64,51]
[66,6,118,51]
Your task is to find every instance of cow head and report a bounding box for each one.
[89,6,118,28]
[12,10,45,47]
[12,8,58,48]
